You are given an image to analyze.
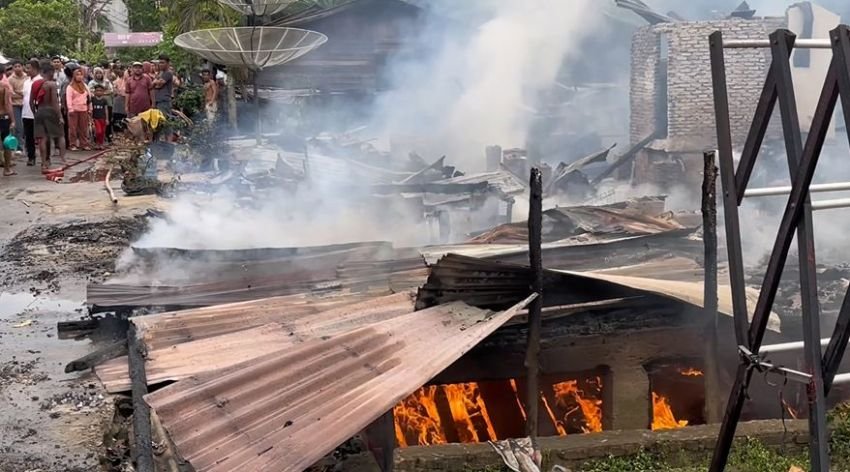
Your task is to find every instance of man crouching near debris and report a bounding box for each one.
[33,62,66,170]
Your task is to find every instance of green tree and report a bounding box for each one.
[0,0,85,59]
[126,0,162,32]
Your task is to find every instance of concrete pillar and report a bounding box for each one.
[609,364,650,430]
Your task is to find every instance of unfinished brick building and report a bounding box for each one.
[628,3,838,188]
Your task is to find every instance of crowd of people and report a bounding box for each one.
[0,55,221,175]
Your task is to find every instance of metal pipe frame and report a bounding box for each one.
[708,25,850,472]
[831,372,850,386]
[739,346,814,384]
[744,181,850,197]
[760,338,831,355]
[811,197,850,210]
[724,38,832,49]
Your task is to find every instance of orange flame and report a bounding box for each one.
[509,379,528,421]
[394,382,499,446]
[444,383,497,443]
[679,367,704,377]
[541,393,567,436]
[393,385,447,446]
[651,392,688,430]
[394,377,605,446]
[552,377,603,433]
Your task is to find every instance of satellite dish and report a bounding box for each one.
[174,27,328,70]
[217,0,301,18]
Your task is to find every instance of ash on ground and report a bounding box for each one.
[0,217,148,291]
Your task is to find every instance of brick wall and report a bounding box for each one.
[631,19,785,150]
[629,19,787,186]
[630,26,660,144]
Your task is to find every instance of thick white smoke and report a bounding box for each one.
[374,0,604,170]
[128,0,608,255]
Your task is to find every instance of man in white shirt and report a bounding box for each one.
[22,59,41,166]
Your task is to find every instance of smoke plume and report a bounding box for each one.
[373,0,605,170]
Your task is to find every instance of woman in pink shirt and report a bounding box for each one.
[66,69,92,151]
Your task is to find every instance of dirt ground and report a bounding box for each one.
[0,152,162,472]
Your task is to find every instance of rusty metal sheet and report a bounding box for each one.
[88,242,398,311]
[467,198,686,244]
[552,268,781,332]
[96,292,417,393]
[132,291,386,350]
[146,296,533,472]
[416,254,780,332]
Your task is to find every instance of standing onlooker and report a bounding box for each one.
[34,62,66,168]
[8,61,27,155]
[52,57,67,90]
[126,62,152,118]
[0,73,16,175]
[59,62,79,153]
[88,67,113,142]
[153,55,173,116]
[21,59,41,166]
[91,85,108,149]
[4,65,12,79]
[142,61,154,80]
[201,69,218,122]
[66,68,92,151]
[112,67,127,131]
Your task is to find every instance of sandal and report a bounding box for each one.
[69,146,79,152]
[4,170,17,176]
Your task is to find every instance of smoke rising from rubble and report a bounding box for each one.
[649,0,849,20]
[372,0,605,169]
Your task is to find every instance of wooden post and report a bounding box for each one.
[525,168,544,462]
[364,409,395,472]
[128,323,154,472]
[702,150,722,423]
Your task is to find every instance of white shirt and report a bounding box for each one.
[21,74,40,119]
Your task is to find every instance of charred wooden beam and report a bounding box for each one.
[364,409,395,472]
[65,339,127,373]
[590,132,656,185]
[708,30,750,349]
[525,167,543,461]
[129,322,154,472]
[57,319,100,337]
[702,151,722,424]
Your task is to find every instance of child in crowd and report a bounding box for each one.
[91,85,108,150]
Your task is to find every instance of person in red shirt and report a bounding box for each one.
[125,62,152,118]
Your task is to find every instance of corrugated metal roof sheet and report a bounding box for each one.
[96,292,416,393]
[416,254,780,331]
[435,170,527,195]
[467,197,682,244]
[422,228,701,272]
[87,243,401,311]
[133,291,385,350]
[145,296,533,472]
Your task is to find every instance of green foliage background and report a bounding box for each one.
[0,0,86,60]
